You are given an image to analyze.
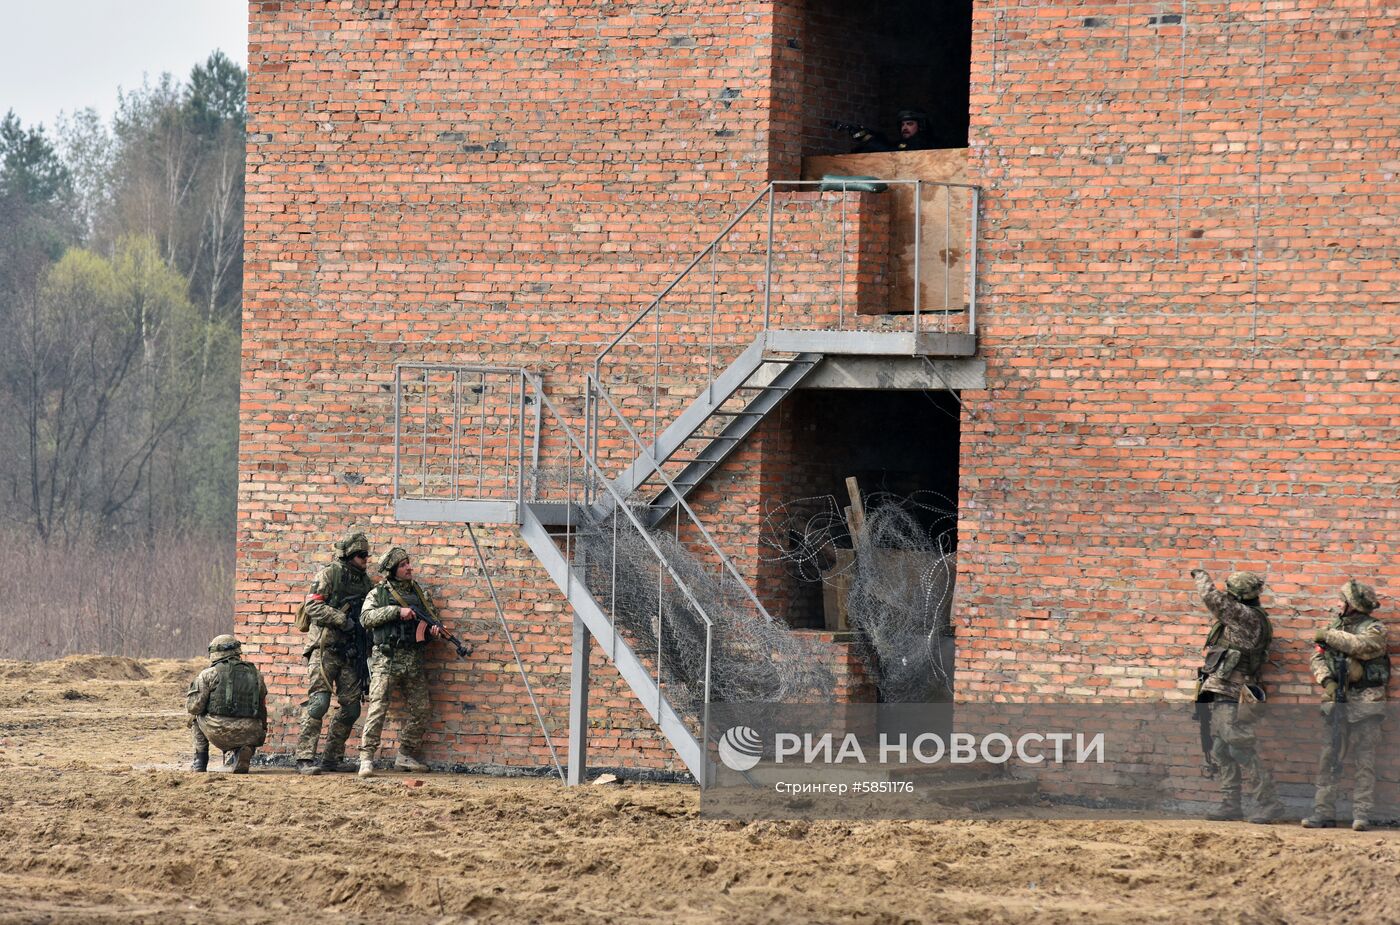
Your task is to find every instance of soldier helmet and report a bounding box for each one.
[1225,571,1265,601]
[335,531,370,558]
[208,634,242,663]
[1340,579,1379,614]
[379,546,410,576]
[896,109,928,125]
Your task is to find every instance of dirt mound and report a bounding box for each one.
[51,655,152,682]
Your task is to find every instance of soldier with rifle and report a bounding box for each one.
[357,546,472,778]
[294,530,376,775]
[832,109,936,153]
[1303,580,1390,831]
[1190,569,1287,824]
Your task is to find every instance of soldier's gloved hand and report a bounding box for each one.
[1313,627,1329,644]
[1189,569,1207,579]
[1322,680,1338,702]
[399,607,416,621]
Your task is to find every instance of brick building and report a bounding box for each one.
[240,0,1399,782]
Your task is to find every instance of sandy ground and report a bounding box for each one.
[2,657,1399,924]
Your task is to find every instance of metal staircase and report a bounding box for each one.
[391,178,981,786]
[593,339,823,528]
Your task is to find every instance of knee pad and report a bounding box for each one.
[304,691,331,720]
[341,700,362,724]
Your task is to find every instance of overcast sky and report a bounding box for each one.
[1,1,248,131]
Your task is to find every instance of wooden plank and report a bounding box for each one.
[844,476,867,539]
[801,150,970,314]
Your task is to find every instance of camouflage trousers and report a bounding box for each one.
[295,646,363,763]
[358,646,432,760]
[1314,713,1383,818]
[1210,702,1279,807]
[193,714,266,752]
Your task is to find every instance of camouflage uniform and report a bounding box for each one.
[295,532,375,772]
[1306,580,1389,830]
[187,636,267,773]
[1192,570,1284,822]
[358,547,439,774]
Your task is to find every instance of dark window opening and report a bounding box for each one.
[764,389,960,631]
[800,0,973,157]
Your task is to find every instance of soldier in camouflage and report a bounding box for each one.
[1303,579,1390,831]
[187,635,267,774]
[1191,569,1286,824]
[357,546,443,778]
[295,530,376,775]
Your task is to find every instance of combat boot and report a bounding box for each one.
[1352,817,1371,832]
[296,759,321,776]
[358,758,375,778]
[1206,798,1243,822]
[318,757,343,774]
[190,748,209,773]
[1300,815,1336,828]
[394,750,430,772]
[1247,801,1287,825]
[233,746,254,774]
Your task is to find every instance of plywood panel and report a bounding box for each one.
[801,150,970,315]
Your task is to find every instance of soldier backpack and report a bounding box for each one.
[208,660,261,718]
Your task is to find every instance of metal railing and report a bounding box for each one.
[588,178,981,476]
[527,376,717,756]
[392,364,540,508]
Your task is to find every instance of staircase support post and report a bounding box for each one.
[567,613,591,785]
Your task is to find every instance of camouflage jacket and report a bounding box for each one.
[305,559,374,652]
[362,578,441,651]
[1311,613,1389,710]
[187,657,268,721]
[1195,571,1271,699]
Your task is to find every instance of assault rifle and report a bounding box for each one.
[830,119,872,137]
[405,602,473,660]
[1325,647,1349,775]
[341,594,371,698]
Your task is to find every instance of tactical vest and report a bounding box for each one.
[372,582,429,649]
[327,560,373,616]
[1201,608,1273,684]
[207,659,261,718]
[1331,616,1392,691]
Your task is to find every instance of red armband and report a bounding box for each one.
[307,593,326,603]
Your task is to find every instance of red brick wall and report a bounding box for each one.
[957,0,1400,702]
[240,0,796,772]
[241,0,1399,778]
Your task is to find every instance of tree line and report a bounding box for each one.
[0,51,244,547]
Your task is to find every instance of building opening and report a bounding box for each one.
[799,0,973,157]
[760,387,960,701]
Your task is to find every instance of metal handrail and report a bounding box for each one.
[592,177,981,377]
[392,364,537,506]
[525,379,712,628]
[587,177,981,468]
[586,372,774,623]
[593,185,772,381]
[523,374,715,736]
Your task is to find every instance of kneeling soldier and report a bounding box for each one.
[1191,569,1286,824]
[187,635,267,773]
[1304,579,1390,831]
[358,546,446,778]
